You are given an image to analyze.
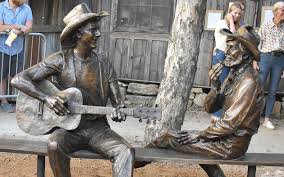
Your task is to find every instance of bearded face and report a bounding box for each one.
[224,38,247,67]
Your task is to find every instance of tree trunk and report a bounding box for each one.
[144,0,207,144]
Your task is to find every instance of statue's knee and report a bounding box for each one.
[124,146,135,157]
[48,141,59,152]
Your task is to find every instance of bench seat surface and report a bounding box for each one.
[0,138,284,166]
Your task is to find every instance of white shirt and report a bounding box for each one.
[214,20,229,52]
[258,20,284,53]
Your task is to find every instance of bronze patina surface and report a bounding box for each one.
[144,26,264,177]
[12,3,134,177]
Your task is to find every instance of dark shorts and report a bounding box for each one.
[0,51,24,79]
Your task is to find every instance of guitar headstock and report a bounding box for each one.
[132,106,161,123]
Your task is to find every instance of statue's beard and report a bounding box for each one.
[224,56,242,67]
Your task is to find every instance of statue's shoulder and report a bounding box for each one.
[45,51,64,61]
[239,67,259,87]
[45,49,73,63]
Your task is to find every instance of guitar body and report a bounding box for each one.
[16,80,83,135]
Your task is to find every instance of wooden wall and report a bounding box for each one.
[104,0,173,82]
[28,0,284,92]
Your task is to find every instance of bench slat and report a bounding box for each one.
[1,138,284,167]
[0,138,47,155]
[134,148,284,166]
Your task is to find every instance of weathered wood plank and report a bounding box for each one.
[32,25,64,33]
[1,138,284,167]
[44,33,61,56]
[97,32,110,57]
[110,0,118,32]
[131,40,147,80]
[150,41,167,81]
[143,40,152,80]
[149,41,159,81]
[126,39,134,78]
[110,32,169,41]
[111,39,130,78]
[0,139,47,155]
[100,0,112,33]
[244,0,258,26]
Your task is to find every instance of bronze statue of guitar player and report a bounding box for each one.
[16,79,160,136]
[11,3,161,177]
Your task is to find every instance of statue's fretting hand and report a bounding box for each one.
[44,96,69,116]
[111,104,126,122]
[209,62,223,91]
[176,130,200,145]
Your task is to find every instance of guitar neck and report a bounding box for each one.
[68,103,134,116]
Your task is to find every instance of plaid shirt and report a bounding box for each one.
[258,20,284,53]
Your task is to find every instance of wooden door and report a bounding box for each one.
[106,0,175,82]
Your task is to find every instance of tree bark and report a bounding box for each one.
[144,0,207,144]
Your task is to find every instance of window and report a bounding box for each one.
[204,10,224,31]
[116,0,173,33]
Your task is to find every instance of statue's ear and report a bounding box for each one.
[71,30,82,41]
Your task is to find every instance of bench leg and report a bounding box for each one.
[37,155,45,177]
[247,165,256,177]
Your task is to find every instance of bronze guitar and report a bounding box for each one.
[16,80,161,136]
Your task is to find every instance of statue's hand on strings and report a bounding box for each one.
[44,96,69,116]
[209,62,223,91]
[111,104,126,122]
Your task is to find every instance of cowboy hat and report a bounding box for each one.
[220,25,260,61]
[60,3,109,45]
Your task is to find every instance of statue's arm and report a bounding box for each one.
[203,89,224,113]
[108,63,126,122]
[109,80,124,108]
[11,53,63,102]
[107,60,124,108]
[200,78,258,140]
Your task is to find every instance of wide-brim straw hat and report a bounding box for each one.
[60,3,109,45]
[220,25,260,61]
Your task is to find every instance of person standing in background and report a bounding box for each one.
[0,0,32,113]
[210,2,244,123]
[253,1,284,130]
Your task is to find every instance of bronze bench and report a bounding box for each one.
[0,138,284,177]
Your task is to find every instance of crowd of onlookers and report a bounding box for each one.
[211,1,284,130]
